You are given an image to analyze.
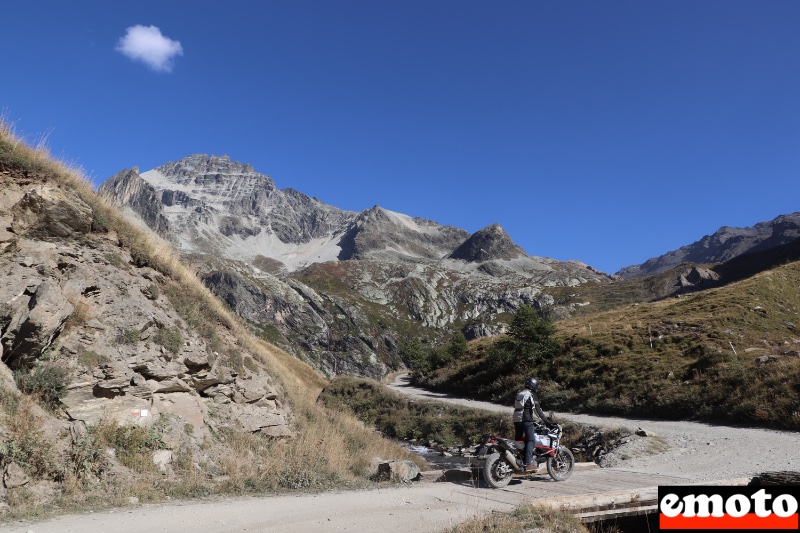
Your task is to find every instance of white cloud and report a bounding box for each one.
[116,25,183,72]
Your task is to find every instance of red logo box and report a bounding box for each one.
[658,485,800,532]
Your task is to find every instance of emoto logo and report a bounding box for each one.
[658,485,800,531]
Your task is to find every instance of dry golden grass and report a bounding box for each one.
[62,291,95,331]
[448,504,590,533]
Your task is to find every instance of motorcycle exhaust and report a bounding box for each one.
[504,450,522,471]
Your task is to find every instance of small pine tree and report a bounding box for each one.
[446,333,468,360]
[401,338,430,372]
[508,305,560,370]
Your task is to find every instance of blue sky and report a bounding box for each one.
[2,1,799,274]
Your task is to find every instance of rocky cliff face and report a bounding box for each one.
[100,155,356,268]
[0,160,293,505]
[337,206,469,261]
[100,155,615,377]
[617,213,800,279]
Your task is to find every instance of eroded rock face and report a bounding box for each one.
[11,185,93,240]
[100,168,171,237]
[1,178,292,445]
[337,205,469,261]
[678,266,721,289]
[1,281,74,369]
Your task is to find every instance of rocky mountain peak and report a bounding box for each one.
[449,223,526,262]
[337,206,469,261]
[150,154,275,195]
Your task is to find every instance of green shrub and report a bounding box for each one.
[319,376,514,446]
[154,327,183,354]
[92,422,165,472]
[0,436,63,481]
[91,209,110,233]
[78,350,109,368]
[13,364,70,409]
[116,328,141,344]
[68,434,108,480]
[103,252,123,267]
[130,246,151,268]
[401,338,430,372]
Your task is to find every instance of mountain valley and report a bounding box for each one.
[99,155,614,377]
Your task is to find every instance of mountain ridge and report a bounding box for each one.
[617,213,800,279]
[99,154,613,377]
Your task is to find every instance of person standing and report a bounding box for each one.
[512,376,555,471]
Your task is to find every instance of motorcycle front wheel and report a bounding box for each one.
[546,446,574,481]
[482,452,514,488]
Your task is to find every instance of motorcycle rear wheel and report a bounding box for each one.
[482,452,514,488]
[546,446,574,481]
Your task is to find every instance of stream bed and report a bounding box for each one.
[403,443,477,471]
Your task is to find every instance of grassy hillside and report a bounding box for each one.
[0,121,421,519]
[419,260,800,430]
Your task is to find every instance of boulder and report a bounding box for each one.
[377,460,421,483]
[11,185,93,240]
[93,365,133,397]
[190,365,236,391]
[131,359,188,381]
[233,376,275,404]
[153,377,192,393]
[226,403,291,436]
[203,383,234,401]
[183,350,210,371]
[152,450,173,473]
[3,463,29,489]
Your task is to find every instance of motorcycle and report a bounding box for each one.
[476,423,574,488]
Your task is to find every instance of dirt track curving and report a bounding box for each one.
[6,375,800,533]
[386,374,800,481]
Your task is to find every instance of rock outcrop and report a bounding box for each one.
[677,266,721,290]
[99,168,171,237]
[1,167,292,453]
[449,224,526,262]
[11,185,93,240]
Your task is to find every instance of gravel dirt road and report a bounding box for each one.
[386,374,800,481]
[5,374,799,533]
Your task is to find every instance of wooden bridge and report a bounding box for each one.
[423,463,755,526]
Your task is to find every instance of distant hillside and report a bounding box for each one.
[617,213,800,279]
[418,256,800,430]
[539,234,800,320]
